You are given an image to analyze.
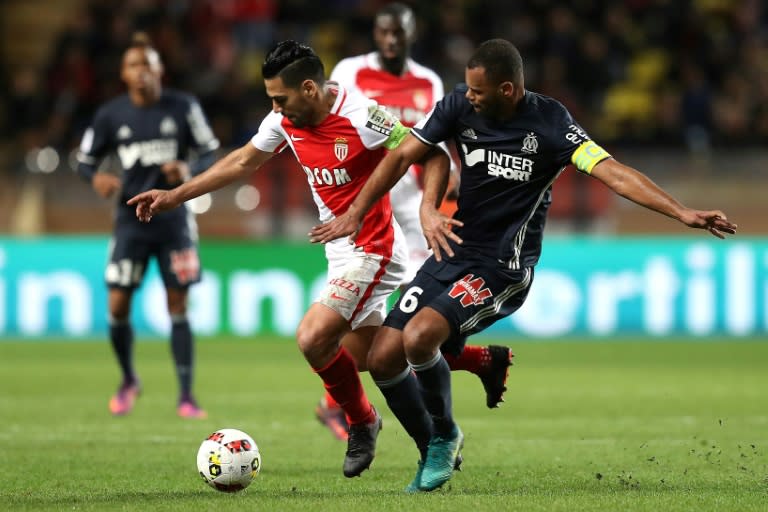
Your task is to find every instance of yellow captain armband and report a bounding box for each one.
[384,122,411,150]
[571,140,611,174]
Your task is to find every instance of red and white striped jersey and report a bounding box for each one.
[250,83,406,256]
[330,52,443,129]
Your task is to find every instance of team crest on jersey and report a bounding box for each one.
[334,137,349,161]
[366,106,396,136]
[117,125,133,140]
[521,132,538,154]
[160,116,178,136]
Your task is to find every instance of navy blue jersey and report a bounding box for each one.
[77,89,219,227]
[413,85,610,268]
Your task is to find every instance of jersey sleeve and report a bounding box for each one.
[553,110,611,174]
[186,97,220,153]
[329,57,357,90]
[250,111,288,153]
[184,96,220,175]
[76,107,112,183]
[421,65,444,104]
[411,90,462,146]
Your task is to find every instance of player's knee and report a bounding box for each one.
[402,319,441,359]
[166,289,188,315]
[366,345,388,378]
[296,321,335,360]
[107,300,130,319]
[364,327,402,378]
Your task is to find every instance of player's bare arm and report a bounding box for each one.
[92,172,121,199]
[419,147,463,261]
[309,134,430,244]
[128,142,273,222]
[590,158,737,238]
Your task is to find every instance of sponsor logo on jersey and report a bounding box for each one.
[461,127,477,140]
[565,124,589,145]
[302,165,352,186]
[117,125,132,140]
[334,137,348,161]
[448,274,493,307]
[460,144,534,182]
[366,106,397,135]
[117,139,178,169]
[521,132,538,154]
[290,133,304,142]
[160,116,178,135]
[329,278,361,296]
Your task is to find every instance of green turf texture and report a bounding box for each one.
[0,338,765,511]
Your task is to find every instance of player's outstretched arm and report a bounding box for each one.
[128,142,273,222]
[309,134,431,244]
[590,158,738,238]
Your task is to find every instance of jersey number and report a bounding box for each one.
[399,286,424,314]
[105,259,144,287]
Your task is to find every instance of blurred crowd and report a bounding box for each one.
[1,0,768,175]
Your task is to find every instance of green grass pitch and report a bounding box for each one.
[0,337,766,511]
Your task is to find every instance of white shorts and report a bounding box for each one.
[316,228,407,330]
[390,169,430,284]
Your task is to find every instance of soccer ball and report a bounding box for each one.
[197,428,261,492]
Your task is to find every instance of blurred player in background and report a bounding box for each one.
[310,38,737,492]
[128,40,449,478]
[76,33,219,419]
[320,1,513,441]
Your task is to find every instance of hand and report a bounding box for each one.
[126,189,180,223]
[420,204,463,261]
[92,173,121,198]
[679,209,737,239]
[308,210,363,245]
[161,161,191,185]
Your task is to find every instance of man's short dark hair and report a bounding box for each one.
[262,40,325,88]
[467,39,524,86]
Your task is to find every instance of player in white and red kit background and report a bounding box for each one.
[317,2,514,440]
[129,40,440,478]
[330,3,444,283]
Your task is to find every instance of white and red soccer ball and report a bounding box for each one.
[197,428,261,492]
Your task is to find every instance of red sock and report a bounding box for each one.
[444,345,489,375]
[314,347,375,426]
[324,390,341,409]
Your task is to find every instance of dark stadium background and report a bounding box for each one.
[0,0,764,340]
[0,0,764,237]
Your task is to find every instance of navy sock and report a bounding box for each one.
[410,352,455,436]
[170,317,194,401]
[109,320,135,385]
[375,367,433,460]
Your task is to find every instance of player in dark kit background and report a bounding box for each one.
[76,32,219,419]
[310,39,737,492]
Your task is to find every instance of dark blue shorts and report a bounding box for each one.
[384,251,533,355]
[105,220,201,290]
